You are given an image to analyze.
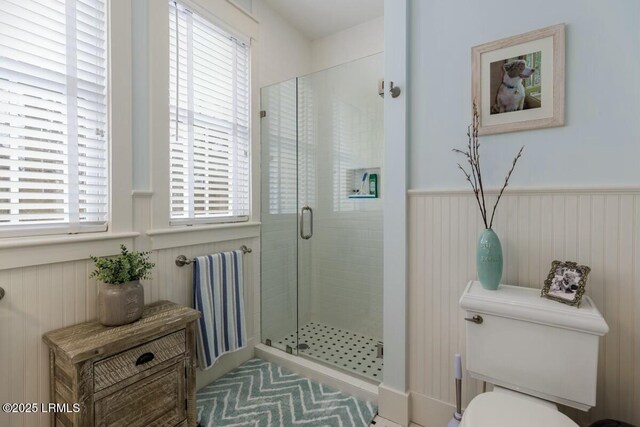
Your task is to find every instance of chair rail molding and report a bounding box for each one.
[408,185,640,196]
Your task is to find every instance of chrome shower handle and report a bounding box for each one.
[300,206,313,240]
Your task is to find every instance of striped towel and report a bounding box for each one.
[193,251,247,370]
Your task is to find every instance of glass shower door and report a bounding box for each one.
[260,79,298,354]
[296,54,384,381]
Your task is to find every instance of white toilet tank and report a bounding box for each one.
[459,281,609,411]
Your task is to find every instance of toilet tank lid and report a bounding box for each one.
[459,281,609,336]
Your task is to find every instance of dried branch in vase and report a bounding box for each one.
[453,103,524,229]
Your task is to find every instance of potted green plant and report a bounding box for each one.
[90,245,155,326]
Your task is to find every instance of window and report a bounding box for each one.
[262,79,315,216]
[523,51,542,101]
[522,51,542,89]
[0,0,109,238]
[263,80,297,215]
[169,1,250,224]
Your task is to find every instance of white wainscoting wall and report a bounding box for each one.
[408,187,640,427]
[0,194,260,427]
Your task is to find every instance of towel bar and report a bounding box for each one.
[175,245,252,267]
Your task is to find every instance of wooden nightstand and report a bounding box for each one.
[43,301,201,427]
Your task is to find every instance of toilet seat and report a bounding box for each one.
[460,391,578,427]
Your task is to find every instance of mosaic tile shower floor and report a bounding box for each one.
[277,322,383,382]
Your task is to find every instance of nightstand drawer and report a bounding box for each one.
[94,330,186,391]
[94,362,186,427]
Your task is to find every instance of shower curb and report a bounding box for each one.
[255,343,379,403]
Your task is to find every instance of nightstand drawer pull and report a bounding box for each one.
[136,352,155,366]
[93,330,186,391]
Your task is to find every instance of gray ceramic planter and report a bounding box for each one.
[97,281,144,326]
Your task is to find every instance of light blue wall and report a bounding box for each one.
[409,0,640,189]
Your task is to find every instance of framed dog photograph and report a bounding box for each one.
[472,24,565,135]
[541,260,591,307]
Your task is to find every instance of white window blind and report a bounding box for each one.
[169,1,250,224]
[264,80,297,215]
[0,0,109,237]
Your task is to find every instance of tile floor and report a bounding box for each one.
[370,416,405,427]
[277,322,384,381]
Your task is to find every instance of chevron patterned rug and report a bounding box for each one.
[196,358,378,426]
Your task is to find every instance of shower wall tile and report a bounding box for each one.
[310,212,383,340]
[299,54,384,342]
[260,216,298,343]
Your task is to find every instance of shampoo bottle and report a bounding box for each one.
[369,174,378,198]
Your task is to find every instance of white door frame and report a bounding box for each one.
[379,0,410,425]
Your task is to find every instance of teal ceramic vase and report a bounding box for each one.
[477,229,503,290]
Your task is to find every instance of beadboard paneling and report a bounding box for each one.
[0,225,258,426]
[408,189,640,427]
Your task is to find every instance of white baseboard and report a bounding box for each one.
[409,392,456,427]
[196,337,256,390]
[378,383,410,426]
[255,344,378,402]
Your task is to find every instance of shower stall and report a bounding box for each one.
[260,54,384,382]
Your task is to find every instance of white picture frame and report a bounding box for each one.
[472,24,565,135]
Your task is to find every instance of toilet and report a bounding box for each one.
[459,281,609,426]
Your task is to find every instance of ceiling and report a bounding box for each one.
[263,0,384,40]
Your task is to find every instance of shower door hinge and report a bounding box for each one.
[376,342,384,359]
[265,339,272,347]
[260,110,266,118]
[378,79,385,98]
[285,345,293,354]
[378,79,401,98]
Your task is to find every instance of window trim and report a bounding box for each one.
[0,0,133,256]
[149,0,258,232]
[177,0,252,46]
[0,224,108,240]
[226,0,259,23]
[170,216,250,226]
[108,0,134,234]
[0,0,114,239]
[168,0,251,225]
[146,220,259,250]
[0,231,139,270]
